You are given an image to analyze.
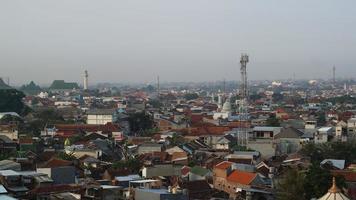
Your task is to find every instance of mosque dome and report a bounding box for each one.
[222,100,232,112]
[318,177,350,200]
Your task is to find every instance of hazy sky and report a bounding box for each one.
[1,0,356,86]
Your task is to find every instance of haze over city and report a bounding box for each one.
[1,0,356,85]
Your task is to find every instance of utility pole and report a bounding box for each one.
[157,75,160,99]
[333,65,336,84]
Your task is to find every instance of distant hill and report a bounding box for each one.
[20,81,42,95]
[0,78,13,90]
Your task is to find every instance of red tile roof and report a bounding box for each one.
[331,170,356,182]
[19,138,34,144]
[227,170,257,185]
[214,161,233,170]
[54,123,120,135]
[187,126,231,136]
[30,184,82,195]
[181,166,191,176]
[170,152,188,161]
[42,158,72,168]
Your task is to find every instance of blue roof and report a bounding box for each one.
[0,185,7,194]
[136,188,170,194]
[115,174,141,182]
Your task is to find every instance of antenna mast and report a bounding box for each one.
[239,54,249,146]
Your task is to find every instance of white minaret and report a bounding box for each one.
[84,70,88,90]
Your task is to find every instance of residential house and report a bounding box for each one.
[0,125,18,141]
[141,164,182,178]
[274,127,304,155]
[188,166,212,181]
[225,151,260,165]
[315,127,333,144]
[138,143,164,155]
[0,170,29,198]
[37,158,76,184]
[181,180,212,200]
[0,160,21,171]
[114,175,142,188]
[0,135,17,156]
[247,126,282,158]
[335,121,348,141]
[212,161,270,199]
[83,185,124,200]
[134,188,188,200]
[347,118,356,138]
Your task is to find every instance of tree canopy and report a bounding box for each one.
[184,93,199,100]
[0,89,29,115]
[112,158,142,173]
[128,112,154,134]
[266,114,280,127]
[301,141,356,165]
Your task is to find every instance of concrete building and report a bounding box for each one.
[87,109,117,125]
[141,164,181,178]
[137,143,163,155]
[315,127,333,144]
[247,127,282,158]
[347,118,356,138]
[274,127,304,155]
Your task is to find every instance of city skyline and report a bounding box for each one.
[1,0,356,85]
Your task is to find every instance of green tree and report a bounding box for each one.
[128,112,154,134]
[169,133,184,146]
[276,168,305,200]
[112,158,142,173]
[301,141,356,165]
[272,93,284,103]
[266,115,280,126]
[317,112,326,126]
[184,93,199,100]
[147,99,162,108]
[304,164,346,199]
[0,89,28,115]
[24,109,66,136]
[249,94,263,101]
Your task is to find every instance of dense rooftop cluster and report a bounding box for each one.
[0,78,355,199]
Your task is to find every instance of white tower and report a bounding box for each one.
[84,70,88,90]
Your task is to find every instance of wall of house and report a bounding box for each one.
[71,149,102,159]
[214,143,229,150]
[189,173,205,181]
[213,168,249,198]
[0,129,18,140]
[275,138,302,155]
[247,140,275,158]
[138,146,162,154]
[87,114,113,125]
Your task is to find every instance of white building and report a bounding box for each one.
[213,99,232,120]
[87,109,117,125]
[314,127,333,144]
